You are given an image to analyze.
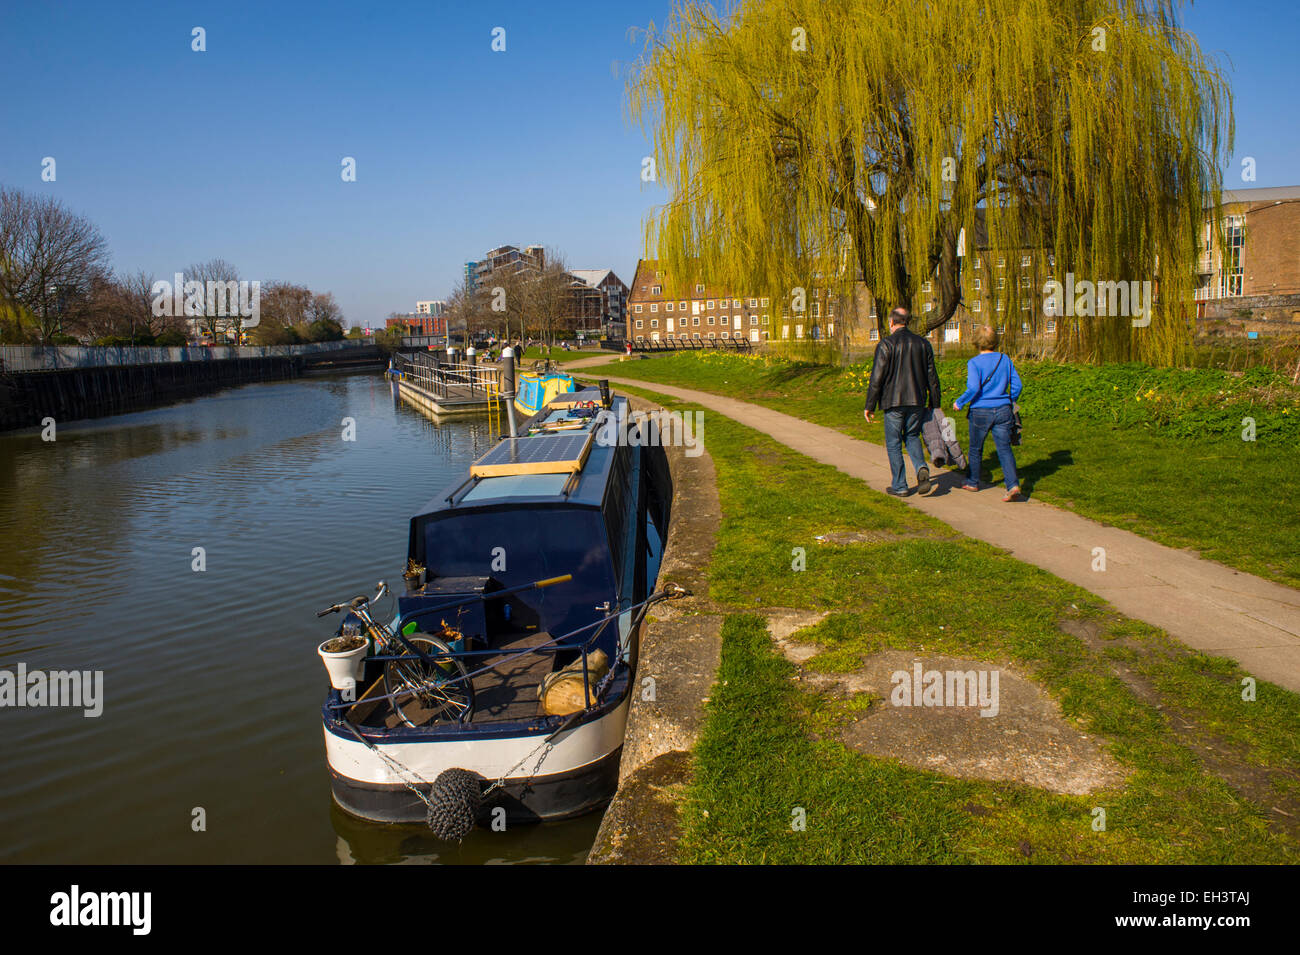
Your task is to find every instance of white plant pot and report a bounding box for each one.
[318,638,368,692]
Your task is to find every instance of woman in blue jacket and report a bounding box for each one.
[953,326,1023,501]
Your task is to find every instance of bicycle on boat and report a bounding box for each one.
[317,582,475,728]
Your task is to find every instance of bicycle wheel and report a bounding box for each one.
[384,635,475,727]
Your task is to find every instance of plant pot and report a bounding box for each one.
[318,635,368,691]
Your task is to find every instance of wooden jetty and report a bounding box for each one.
[387,353,505,420]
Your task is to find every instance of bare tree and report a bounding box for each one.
[184,258,241,343]
[255,281,312,343]
[306,291,342,326]
[520,251,574,347]
[0,186,110,341]
[479,268,528,344]
[444,276,481,342]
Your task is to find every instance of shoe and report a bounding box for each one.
[916,466,932,496]
[885,487,912,497]
[1003,486,1022,502]
[960,482,979,492]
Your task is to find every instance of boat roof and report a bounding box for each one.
[414,388,623,515]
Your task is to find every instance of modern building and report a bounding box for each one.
[472,245,546,289]
[1197,186,1300,300]
[415,300,447,318]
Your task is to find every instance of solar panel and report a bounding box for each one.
[470,431,595,478]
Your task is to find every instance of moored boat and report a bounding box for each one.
[513,370,576,417]
[316,384,676,837]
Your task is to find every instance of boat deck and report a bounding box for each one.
[348,629,557,729]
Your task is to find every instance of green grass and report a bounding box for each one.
[577,352,1300,586]
[613,383,1300,864]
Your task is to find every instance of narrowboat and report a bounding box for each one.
[513,371,575,417]
[317,384,676,836]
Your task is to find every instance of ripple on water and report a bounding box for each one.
[0,375,600,863]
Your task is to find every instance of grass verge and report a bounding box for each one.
[614,381,1300,864]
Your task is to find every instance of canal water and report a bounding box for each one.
[0,372,602,863]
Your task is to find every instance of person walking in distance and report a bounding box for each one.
[863,307,943,497]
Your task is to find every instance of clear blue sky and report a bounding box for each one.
[1,0,1296,328]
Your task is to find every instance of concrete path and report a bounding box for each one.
[568,358,1300,693]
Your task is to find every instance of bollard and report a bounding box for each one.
[466,346,477,396]
[501,346,518,439]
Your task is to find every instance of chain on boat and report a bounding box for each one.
[339,584,691,840]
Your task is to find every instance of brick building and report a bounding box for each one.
[386,312,447,337]
[627,259,832,344]
[1197,185,1300,300]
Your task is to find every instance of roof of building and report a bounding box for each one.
[570,269,613,288]
[1221,185,1300,204]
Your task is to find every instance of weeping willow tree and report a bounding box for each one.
[629,0,1233,365]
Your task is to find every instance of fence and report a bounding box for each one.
[0,339,368,373]
[390,353,501,401]
[604,337,755,353]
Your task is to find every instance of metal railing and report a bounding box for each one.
[0,339,368,373]
[390,353,502,400]
[604,337,755,353]
[323,587,683,723]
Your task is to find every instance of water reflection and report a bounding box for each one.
[0,373,603,864]
[330,801,599,865]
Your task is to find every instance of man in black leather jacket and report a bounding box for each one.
[863,307,943,496]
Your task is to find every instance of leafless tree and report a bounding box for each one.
[520,251,575,347]
[0,186,110,341]
[184,258,242,342]
[254,281,312,343]
[477,268,528,344]
[306,291,342,326]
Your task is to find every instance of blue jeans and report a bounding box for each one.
[966,404,1019,490]
[883,406,928,492]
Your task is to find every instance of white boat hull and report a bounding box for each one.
[325,695,632,824]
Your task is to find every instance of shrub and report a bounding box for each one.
[153,329,188,346]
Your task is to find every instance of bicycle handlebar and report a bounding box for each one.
[315,582,388,618]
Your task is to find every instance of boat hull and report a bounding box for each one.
[325,695,631,825]
[329,746,622,825]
